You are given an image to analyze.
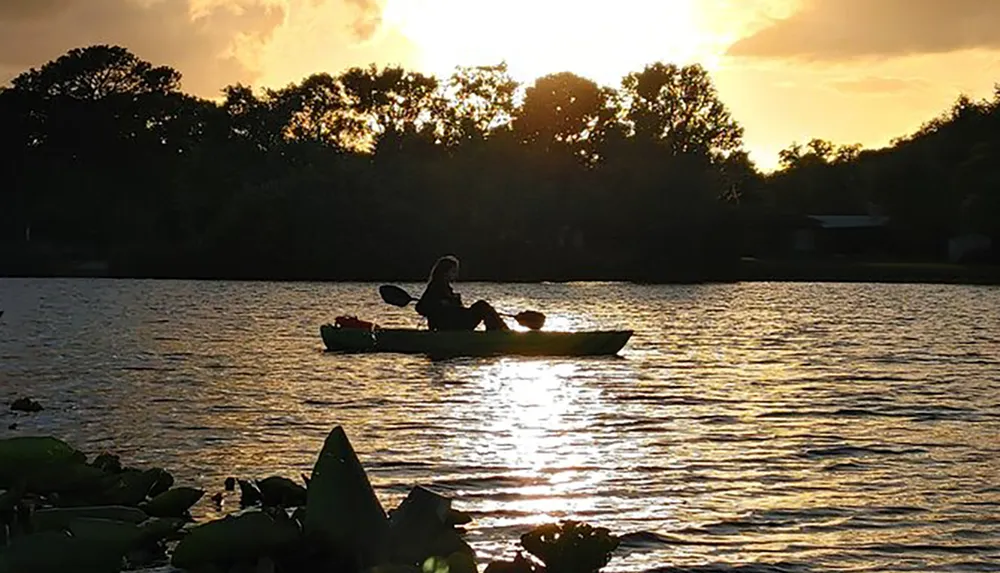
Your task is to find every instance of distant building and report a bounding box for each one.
[794,215,890,256]
[948,233,993,263]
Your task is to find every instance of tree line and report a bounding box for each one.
[0,45,996,281]
[760,89,1000,262]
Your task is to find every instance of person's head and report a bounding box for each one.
[429,255,460,282]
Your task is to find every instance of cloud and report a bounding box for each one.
[727,0,1000,60]
[830,76,928,95]
[0,0,288,97]
[0,0,74,21]
[343,0,383,40]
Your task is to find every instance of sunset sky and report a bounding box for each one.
[2,0,998,169]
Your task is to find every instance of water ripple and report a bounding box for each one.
[1,279,1000,572]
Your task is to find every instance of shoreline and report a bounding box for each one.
[2,259,1000,286]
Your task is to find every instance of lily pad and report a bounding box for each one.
[67,517,145,551]
[147,468,175,498]
[0,530,124,573]
[257,476,307,508]
[94,468,164,506]
[90,453,122,474]
[170,511,300,570]
[142,487,204,518]
[38,464,112,496]
[0,437,89,491]
[137,516,187,544]
[32,506,149,531]
[238,479,262,507]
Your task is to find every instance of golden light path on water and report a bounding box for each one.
[1,280,1000,571]
[459,359,599,524]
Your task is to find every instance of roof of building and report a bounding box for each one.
[807,215,889,229]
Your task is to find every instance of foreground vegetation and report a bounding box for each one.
[0,426,619,573]
[1,45,997,281]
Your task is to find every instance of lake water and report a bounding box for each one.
[1,279,999,572]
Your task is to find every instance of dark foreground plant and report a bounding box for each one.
[0,429,620,573]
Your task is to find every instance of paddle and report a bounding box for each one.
[378,285,546,330]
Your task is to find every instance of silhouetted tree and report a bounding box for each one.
[339,65,441,152]
[10,42,996,279]
[440,62,519,145]
[10,45,180,99]
[621,63,742,161]
[515,72,619,164]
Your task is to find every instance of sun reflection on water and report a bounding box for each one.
[453,358,611,533]
[4,280,1000,572]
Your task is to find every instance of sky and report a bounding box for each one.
[1,0,998,169]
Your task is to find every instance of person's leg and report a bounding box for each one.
[469,300,509,331]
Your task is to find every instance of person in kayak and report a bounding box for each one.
[416,255,509,331]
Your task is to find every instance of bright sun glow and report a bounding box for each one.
[382,0,726,86]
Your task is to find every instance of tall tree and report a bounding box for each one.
[441,62,520,144]
[339,65,441,150]
[272,73,363,150]
[621,62,742,160]
[515,72,620,163]
[3,45,193,248]
[11,44,180,99]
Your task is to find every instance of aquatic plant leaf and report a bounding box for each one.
[423,556,449,573]
[67,517,144,551]
[0,483,25,512]
[238,479,262,507]
[387,487,476,568]
[0,437,92,492]
[483,552,538,573]
[366,565,421,573]
[389,486,451,530]
[445,508,472,527]
[304,425,389,567]
[90,453,123,474]
[95,468,163,506]
[256,476,307,508]
[146,468,175,498]
[520,521,619,573]
[445,550,477,573]
[0,437,81,467]
[170,511,300,569]
[142,486,204,518]
[137,516,186,544]
[33,463,111,496]
[0,530,123,573]
[32,506,149,531]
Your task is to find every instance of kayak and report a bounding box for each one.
[320,324,633,357]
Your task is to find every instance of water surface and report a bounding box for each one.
[1,279,999,572]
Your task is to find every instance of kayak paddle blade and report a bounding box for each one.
[379,285,415,307]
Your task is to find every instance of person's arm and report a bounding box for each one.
[445,284,462,306]
[416,280,458,315]
[415,283,434,316]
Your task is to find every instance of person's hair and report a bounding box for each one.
[429,255,459,282]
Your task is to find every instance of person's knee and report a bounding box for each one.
[471,300,491,311]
